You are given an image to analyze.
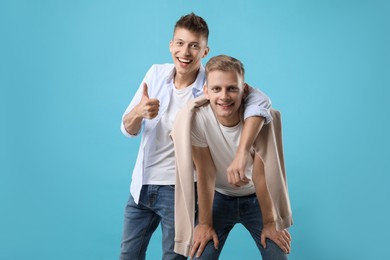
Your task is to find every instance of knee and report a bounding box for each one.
[261,239,288,260]
[196,240,220,260]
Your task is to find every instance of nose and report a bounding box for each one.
[183,44,190,56]
[221,89,229,99]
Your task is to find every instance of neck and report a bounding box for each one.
[174,69,199,89]
[217,114,241,127]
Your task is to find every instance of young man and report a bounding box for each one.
[172,55,293,259]
[120,14,272,259]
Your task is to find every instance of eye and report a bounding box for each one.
[190,43,199,49]
[211,87,221,93]
[228,87,239,92]
[176,41,184,46]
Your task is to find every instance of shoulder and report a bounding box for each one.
[193,104,213,128]
[149,63,174,75]
[144,64,175,89]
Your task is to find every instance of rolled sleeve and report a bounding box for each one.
[120,121,141,137]
[243,86,273,124]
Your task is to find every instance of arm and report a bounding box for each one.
[123,83,160,135]
[227,84,271,187]
[252,154,291,254]
[227,116,264,187]
[190,145,219,258]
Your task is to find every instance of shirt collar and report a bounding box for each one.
[165,64,206,94]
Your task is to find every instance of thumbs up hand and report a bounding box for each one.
[137,82,160,119]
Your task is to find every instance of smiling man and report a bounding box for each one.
[120,14,273,260]
[172,55,293,259]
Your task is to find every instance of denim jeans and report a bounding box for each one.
[197,191,288,260]
[120,185,187,260]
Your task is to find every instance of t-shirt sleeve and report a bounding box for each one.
[191,111,208,148]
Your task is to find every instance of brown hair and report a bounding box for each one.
[174,13,209,40]
[205,55,245,79]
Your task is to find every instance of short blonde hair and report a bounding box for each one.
[205,55,245,80]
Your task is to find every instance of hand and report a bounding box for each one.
[190,224,219,258]
[137,82,160,119]
[261,223,291,254]
[227,150,250,187]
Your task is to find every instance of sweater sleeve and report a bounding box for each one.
[253,109,293,230]
[170,96,209,256]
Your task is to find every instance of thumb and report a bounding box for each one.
[240,173,250,182]
[142,82,149,99]
[261,233,266,249]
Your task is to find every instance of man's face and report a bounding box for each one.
[169,27,209,78]
[204,70,248,127]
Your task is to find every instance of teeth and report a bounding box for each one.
[178,58,191,63]
[219,103,233,107]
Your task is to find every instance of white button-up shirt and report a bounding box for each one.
[121,63,272,203]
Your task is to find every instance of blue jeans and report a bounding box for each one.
[197,191,288,260]
[120,185,187,260]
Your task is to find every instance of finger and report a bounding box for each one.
[190,241,200,258]
[233,171,241,185]
[276,236,290,254]
[278,231,291,247]
[147,98,160,105]
[280,234,291,252]
[142,82,149,99]
[240,174,250,182]
[143,103,160,119]
[195,241,207,258]
[144,112,158,119]
[145,104,159,113]
[273,238,288,254]
[261,233,266,248]
[212,233,219,250]
[284,230,292,242]
[227,172,233,185]
[239,170,247,181]
[239,177,250,185]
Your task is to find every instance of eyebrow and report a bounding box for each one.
[174,38,200,44]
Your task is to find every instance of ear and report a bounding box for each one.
[169,40,173,53]
[202,46,210,58]
[203,83,210,99]
[242,83,249,99]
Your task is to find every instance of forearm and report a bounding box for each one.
[123,104,143,135]
[239,116,264,154]
[192,146,216,225]
[252,155,275,225]
[197,173,215,225]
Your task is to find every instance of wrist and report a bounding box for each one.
[198,221,213,227]
[135,104,144,118]
[263,220,276,227]
[236,147,250,157]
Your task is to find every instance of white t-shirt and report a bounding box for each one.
[144,85,193,184]
[191,105,255,196]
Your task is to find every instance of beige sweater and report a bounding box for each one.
[171,95,293,256]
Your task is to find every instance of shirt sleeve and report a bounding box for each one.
[120,65,155,137]
[191,112,208,148]
[243,86,273,124]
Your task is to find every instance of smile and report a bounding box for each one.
[177,57,192,64]
[217,102,234,108]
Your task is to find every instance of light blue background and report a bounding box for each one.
[1,0,389,259]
